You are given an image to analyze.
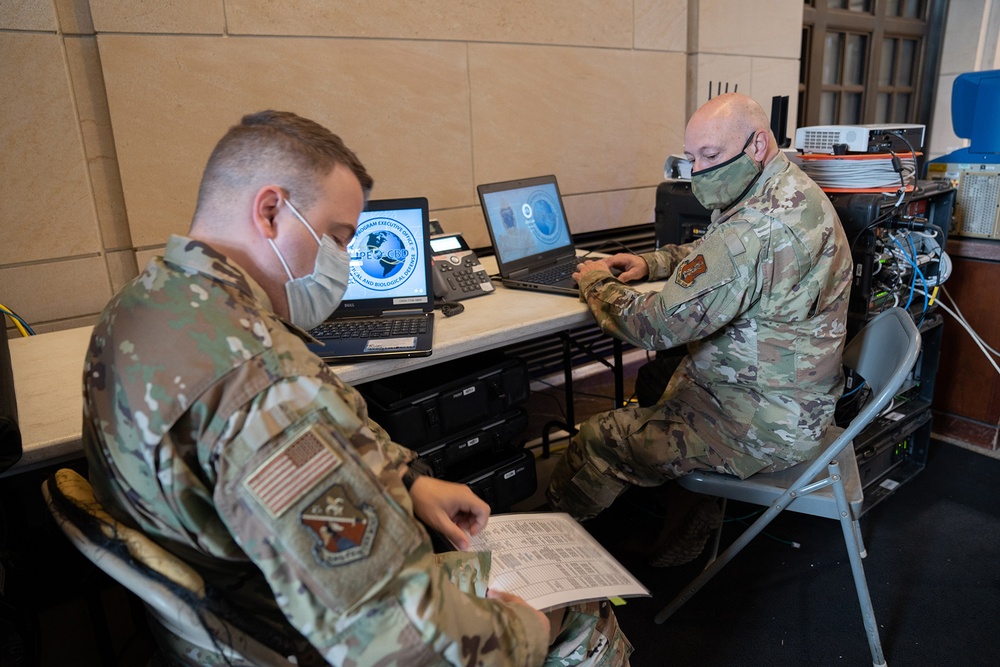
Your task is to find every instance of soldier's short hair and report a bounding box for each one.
[195,110,373,216]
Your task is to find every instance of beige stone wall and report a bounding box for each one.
[2,0,802,335]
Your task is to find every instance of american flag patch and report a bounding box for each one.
[244,428,342,518]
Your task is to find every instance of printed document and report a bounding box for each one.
[467,512,649,611]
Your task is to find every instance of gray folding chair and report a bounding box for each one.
[42,468,297,667]
[654,307,920,667]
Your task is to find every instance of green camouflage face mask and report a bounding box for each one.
[691,132,762,211]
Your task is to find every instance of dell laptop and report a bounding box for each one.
[477,175,580,296]
[306,197,435,362]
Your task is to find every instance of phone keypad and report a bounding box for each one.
[438,255,494,298]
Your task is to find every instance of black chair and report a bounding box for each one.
[42,469,296,667]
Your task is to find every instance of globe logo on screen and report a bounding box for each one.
[360,231,406,279]
[349,216,419,291]
[526,191,562,244]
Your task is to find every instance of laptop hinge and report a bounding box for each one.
[383,308,427,316]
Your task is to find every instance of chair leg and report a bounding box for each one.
[854,518,868,559]
[831,463,887,667]
[704,497,727,565]
[654,498,786,624]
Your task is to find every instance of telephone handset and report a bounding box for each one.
[430,233,495,301]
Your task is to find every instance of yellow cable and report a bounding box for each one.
[0,305,29,338]
[929,285,940,306]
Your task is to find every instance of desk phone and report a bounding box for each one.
[430,233,495,301]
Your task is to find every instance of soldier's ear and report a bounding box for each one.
[252,185,286,240]
[748,131,768,162]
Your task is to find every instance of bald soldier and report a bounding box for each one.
[83,110,631,666]
[546,93,853,566]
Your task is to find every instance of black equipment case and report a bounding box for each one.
[359,352,530,448]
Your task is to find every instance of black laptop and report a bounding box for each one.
[477,175,580,296]
[306,197,434,362]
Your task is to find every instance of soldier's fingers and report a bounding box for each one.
[435,514,471,550]
[463,506,489,536]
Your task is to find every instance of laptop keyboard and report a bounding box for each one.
[311,317,428,340]
[523,259,579,285]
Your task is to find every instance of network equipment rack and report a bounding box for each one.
[827,180,956,338]
[829,180,954,512]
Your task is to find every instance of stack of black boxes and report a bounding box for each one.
[358,351,536,512]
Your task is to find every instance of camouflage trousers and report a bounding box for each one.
[546,402,734,521]
[544,599,632,667]
[434,553,632,667]
[435,553,634,667]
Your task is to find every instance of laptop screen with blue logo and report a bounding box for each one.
[336,197,432,316]
[479,178,573,265]
[307,196,434,361]
[477,175,579,295]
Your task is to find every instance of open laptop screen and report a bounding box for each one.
[479,176,573,265]
[335,197,432,316]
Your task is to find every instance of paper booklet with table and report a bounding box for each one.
[465,512,649,611]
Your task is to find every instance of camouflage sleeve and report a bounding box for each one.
[320,364,415,470]
[581,224,762,350]
[637,240,700,280]
[212,378,550,666]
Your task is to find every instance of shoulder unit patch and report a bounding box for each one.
[675,254,708,288]
[302,484,379,566]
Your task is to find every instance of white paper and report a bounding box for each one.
[466,512,649,611]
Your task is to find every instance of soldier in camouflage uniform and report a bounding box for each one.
[83,111,631,666]
[546,94,853,551]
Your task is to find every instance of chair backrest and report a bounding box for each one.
[769,308,920,496]
[41,469,296,667]
[839,307,922,447]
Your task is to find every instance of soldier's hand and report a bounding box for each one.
[409,476,490,550]
[573,258,613,282]
[487,589,552,641]
[605,253,649,282]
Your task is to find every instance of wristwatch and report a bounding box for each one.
[402,458,434,490]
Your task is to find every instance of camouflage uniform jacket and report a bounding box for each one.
[82,235,550,666]
[578,152,852,478]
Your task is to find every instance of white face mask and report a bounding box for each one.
[268,198,351,331]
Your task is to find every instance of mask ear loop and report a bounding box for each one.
[750,131,766,170]
[742,131,764,169]
[727,131,766,208]
[282,198,322,244]
[267,197,297,280]
[268,196,325,280]
[267,239,294,280]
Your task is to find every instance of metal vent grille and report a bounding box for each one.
[801,130,841,153]
[957,172,1000,238]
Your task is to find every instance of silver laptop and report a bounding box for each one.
[306,197,434,362]
[477,175,580,296]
